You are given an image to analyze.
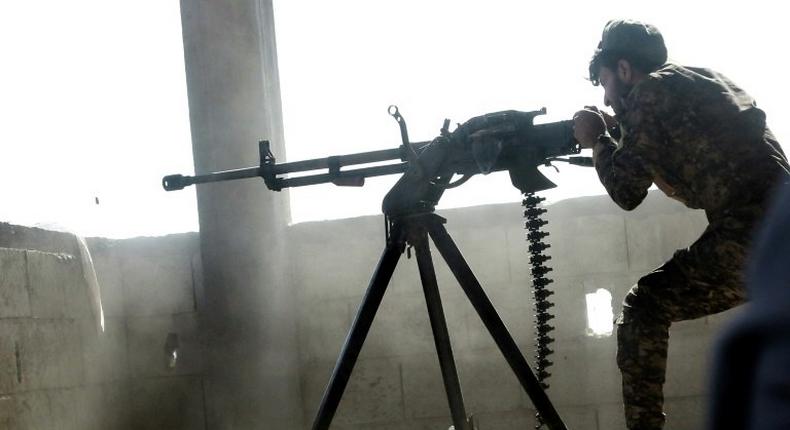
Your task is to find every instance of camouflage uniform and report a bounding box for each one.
[594,63,789,429]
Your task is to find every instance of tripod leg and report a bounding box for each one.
[312,239,403,430]
[411,229,470,430]
[427,219,567,430]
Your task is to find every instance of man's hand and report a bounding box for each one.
[573,107,608,148]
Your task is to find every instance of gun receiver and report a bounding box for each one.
[162,106,591,216]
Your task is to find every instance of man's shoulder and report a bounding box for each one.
[626,66,677,110]
[639,64,695,92]
[630,63,724,107]
[644,63,732,92]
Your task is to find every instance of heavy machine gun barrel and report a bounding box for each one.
[162,140,433,192]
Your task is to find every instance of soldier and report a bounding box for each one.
[572,19,789,430]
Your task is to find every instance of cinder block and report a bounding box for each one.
[333,358,404,426]
[538,337,620,407]
[625,211,708,273]
[80,317,129,384]
[18,319,83,390]
[198,362,300,428]
[0,394,15,428]
[26,250,83,319]
[362,291,467,359]
[423,245,468,298]
[303,358,403,427]
[383,243,465,308]
[301,361,339,424]
[444,226,511,287]
[664,395,706,430]
[596,402,627,430]
[387,257,424,297]
[292,240,382,302]
[543,276,588,342]
[4,390,52,429]
[670,316,709,335]
[471,281,528,318]
[85,239,125,317]
[127,312,204,378]
[0,222,80,254]
[539,339,591,407]
[555,405,598,430]
[473,408,538,430]
[299,298,352,365]
[190,251,204,313]
[505,223,533,284]
[63,387,101,430]
[0,248,30,318]
[76,384,132,430]
[0,321,22,394]
[120,250,195,317]
[664,333,715,398]
[47,388,81,430]
[401,354,452,419]
[583,337,622,405]
[706,304,745,330]
[545,214,629,277]
[63,266,94,321]
[289,218,384,303]
[330,416,454,430]
[456,349,522,414]
[129,376,206,430]
[464,283,535,350]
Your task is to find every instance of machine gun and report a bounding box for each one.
[163,106,592,430]
[163,106,590,205]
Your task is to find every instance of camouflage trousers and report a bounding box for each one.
[616,207,766,430]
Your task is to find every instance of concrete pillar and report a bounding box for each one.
[179,1,301,428]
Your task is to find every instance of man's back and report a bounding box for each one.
[620,63,788,217]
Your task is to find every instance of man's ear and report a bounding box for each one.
[617,59,633,83]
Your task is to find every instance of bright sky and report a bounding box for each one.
[1,1,787,236]
[0,1,195,238]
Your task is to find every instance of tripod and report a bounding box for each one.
[161,105,587,430]
[311,212,567,430]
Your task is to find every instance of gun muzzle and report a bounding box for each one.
[162,174,189,191]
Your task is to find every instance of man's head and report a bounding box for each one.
[589,20,668,115]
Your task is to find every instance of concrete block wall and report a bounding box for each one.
[290,191,742,430]
[0,223,205,430]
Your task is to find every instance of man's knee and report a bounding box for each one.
[619,285,670,326]
[620,261,684,323]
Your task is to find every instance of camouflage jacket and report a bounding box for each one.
[595,63,789,220]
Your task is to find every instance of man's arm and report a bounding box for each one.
[592,129,654,211]
[576,82,664,211]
